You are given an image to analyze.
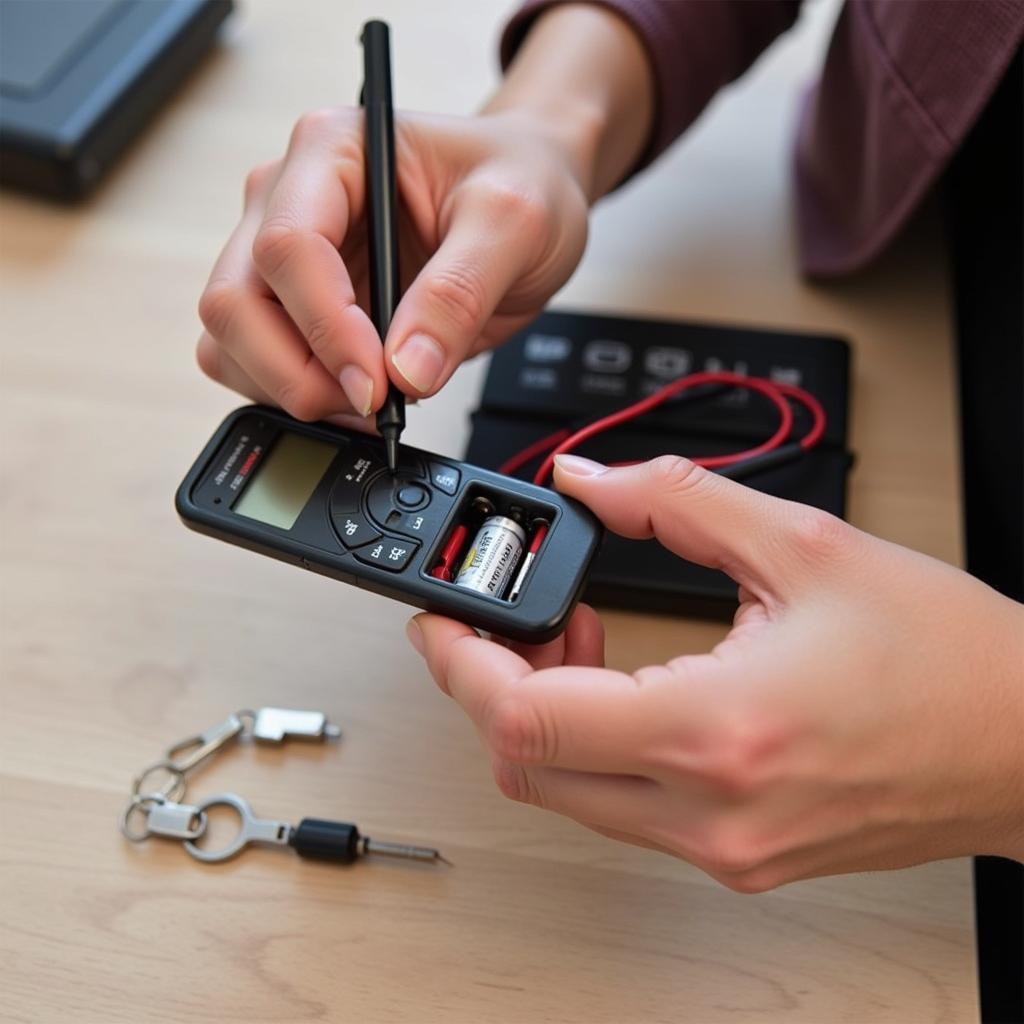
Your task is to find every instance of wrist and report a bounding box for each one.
[482,4,655,201]
[478,103,604,198]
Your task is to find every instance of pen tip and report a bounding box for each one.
[384,431,399,475]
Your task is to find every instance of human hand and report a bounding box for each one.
[196,107,589,424]
[196,5,656,425]
[407,454,1024,891]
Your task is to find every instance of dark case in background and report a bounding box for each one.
[466,310,853,620]
[0,0,232,200]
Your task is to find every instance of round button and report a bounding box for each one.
[396,483,428,509]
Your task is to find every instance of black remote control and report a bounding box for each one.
[176,406,602,642]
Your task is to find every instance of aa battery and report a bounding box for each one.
[455,516,526,598]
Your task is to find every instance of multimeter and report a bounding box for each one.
[176,406,602,642]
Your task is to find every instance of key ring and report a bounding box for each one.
[121,795,166,841]
[130,711,259,801]
[183,793,291,864]
[132,760,188,802]
[121,793,207,843]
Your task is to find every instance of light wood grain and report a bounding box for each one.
[0,2,976,1022]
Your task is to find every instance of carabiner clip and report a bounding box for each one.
[165,711,249,773]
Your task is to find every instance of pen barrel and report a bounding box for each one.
[362,21,405,441]
[362,20,400,338]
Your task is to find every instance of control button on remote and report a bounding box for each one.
[366,473,429,526]
[331,512,381,550]
[388,509,437,539]
[354,536,418,571]
[396,483,429,510]
[428,462,460,495]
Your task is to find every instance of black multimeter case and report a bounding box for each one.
[176,406,602,643]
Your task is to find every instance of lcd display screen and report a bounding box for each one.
[234,433,337,530]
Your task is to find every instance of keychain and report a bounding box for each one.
[131,707,342,802]
[122,791,447,865]
[121,707,448,868]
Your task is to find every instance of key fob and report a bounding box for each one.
[176,406,603,642]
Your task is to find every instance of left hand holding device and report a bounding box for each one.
[407,454,1024,890]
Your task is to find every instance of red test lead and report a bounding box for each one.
[497,371,827,486]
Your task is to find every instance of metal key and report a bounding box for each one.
[249,707,342,743]
[182,793,449,866]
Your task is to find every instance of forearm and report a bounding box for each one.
[481,4,654,201]
[986,598,1024,861]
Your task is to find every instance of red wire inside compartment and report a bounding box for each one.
[515,371,828,486]
[430,523,469,582]
[527,520,548,554]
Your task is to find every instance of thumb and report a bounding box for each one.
[383,184,547,398]
[553,454,843,603]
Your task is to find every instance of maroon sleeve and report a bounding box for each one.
[500,0,802,171]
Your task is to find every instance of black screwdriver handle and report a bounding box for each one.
[289,818,362,863]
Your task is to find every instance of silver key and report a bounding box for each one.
[250,707,342,743]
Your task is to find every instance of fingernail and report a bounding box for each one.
[554,454,608,477]
[338,365,373,417]
[392,333,445,394]
[405,617,425,655]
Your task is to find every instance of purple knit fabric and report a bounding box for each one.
[501,1,1024,278]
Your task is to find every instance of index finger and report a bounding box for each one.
[252,109,387,415]
[410,613,719,776]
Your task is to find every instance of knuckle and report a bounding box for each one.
[719,867,779,895]
[481,182,549,242]
[492,761,539,805]
[632,664,674,689]
[274,378,323,423]
[197,279,240,339]
[195,337,220,381]
[333,128,364,174]
[695,820,766,877]
[251,217,301,278]
[290,107,338,146]
[243,160,278,205]
[697,708,779,797]
[303,312,336,360]
[486,696,553,766]
[785,506,852,561]
[422,263,488,335]
[647,455,705,495]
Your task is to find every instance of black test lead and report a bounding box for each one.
[361,20,405,474]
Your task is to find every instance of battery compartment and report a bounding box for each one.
[427,484,556,602]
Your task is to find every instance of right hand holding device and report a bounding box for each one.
[409,454,1024,888]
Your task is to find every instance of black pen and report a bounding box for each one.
[361,19,404,473]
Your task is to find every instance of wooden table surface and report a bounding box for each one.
[0,2,977,1022]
